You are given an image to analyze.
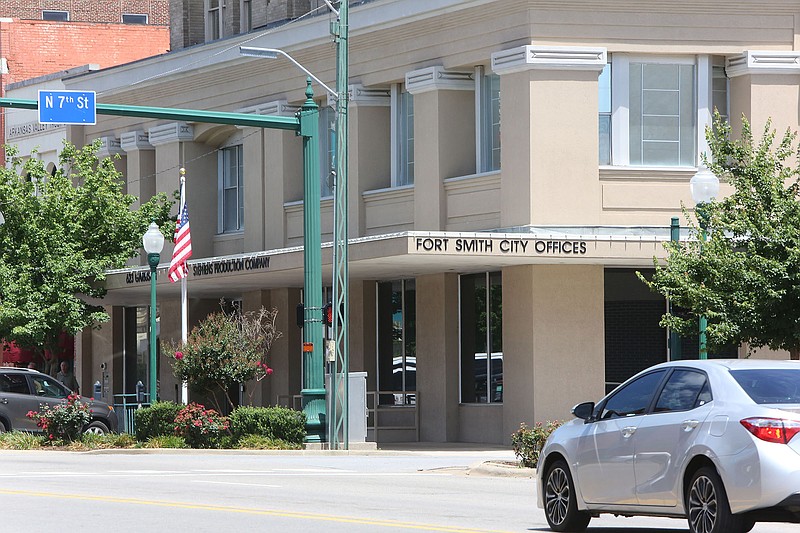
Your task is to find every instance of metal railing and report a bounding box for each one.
[276,389,419,442]
[113,393,151,434]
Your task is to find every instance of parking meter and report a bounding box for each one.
[93,380,102,398]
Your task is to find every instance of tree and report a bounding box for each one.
[641,115,800,359]
[163,304,281,412]
[0,142,173,361]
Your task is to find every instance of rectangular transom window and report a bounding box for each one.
[122,14,148,24]
[42,10,69,21]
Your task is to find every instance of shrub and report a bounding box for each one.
[237,434,302,450]
[0,431,45,450]
[141,435,188,448]
[27,393,91,442]
[229,406,306,444]
[173,403,229,448]
[79,432,137,450]
[134,401,183,441]
[511,421,563,469]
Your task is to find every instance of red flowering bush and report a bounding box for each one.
[27,393,91,443]
[173,403,229,448]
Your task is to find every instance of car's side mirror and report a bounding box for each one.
[572,401,595,422]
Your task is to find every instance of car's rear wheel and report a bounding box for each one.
[686,466,749,533]
[544,459,590,532]
[0,419,6,433]
[84,421,109,435]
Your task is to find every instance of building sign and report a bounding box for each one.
[413,236,587,255]
[7,121,64,140]
[124,255,270,284]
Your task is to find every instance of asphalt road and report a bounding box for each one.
[0,450,796,532]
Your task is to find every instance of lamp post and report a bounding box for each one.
[142,222,164,402]
[689,166,720,360]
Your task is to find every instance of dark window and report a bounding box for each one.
[122,14,148,24]
[0,373,30,394]
[731,369,800,404]
[42,10,69,21]
[30,376,69,398]
[655,370,711,412]
[601,370,666,419]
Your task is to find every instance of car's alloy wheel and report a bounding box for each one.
[687,467,749,533]
[84,421,109,435]
[544,460,590,532]
[0,419,6,433]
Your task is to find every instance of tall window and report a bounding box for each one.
[629,61,695,166]
[460,272,503,403]
[599,63,612,165]
[478,70,501,172]
[377,280,416,405]
[604,56,726,168]
[241,0,252,32]
[206,0,222,40]
[319,106,335,198]
[392,85,414,186]
[219,145,244,233]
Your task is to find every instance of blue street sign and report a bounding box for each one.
[38,90,96,125]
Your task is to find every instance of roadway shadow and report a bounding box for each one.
[528,529,687,532]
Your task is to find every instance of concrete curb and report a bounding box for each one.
[467,460,536,478]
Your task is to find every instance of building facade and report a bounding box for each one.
[7,0,799,444]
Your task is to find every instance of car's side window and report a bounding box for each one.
[30,376,69,399]
[600,370,667,419]
[654,369,711,413]
[0,373,30,394]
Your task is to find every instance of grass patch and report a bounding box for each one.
[141,435,188,448]
[236,434,303,450]
[0,431,46,450]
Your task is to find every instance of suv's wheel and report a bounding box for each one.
[544,459,591,532]
[0,419,6,433]
[84,421,109,435]
[686,466,749,533]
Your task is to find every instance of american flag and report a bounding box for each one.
[168,178,192,282]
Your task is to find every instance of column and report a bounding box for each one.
[120,130,155,210]
[491,45,607,226]
[405,66,475,230]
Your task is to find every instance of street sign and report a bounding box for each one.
[38,90,96,125]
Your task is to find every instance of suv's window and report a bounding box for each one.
[0,373,30,394]
[600,370,666,419]
[30,375,69,398]
[730,369,800,404]
[654,369,711,413]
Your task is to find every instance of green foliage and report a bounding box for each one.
[141,435,188,449]
[134,401,183,441]
[511,421,563,469]
[641,114,800,357]
[163,305,280,412]
[0,431,46,449]
[0,142,173,353]
[173,402,230,449]
[229,405,307,444]
[26,393,91,442]
[236,434,303,450]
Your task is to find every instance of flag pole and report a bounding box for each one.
[179,168,189,404]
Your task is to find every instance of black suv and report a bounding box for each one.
[0,368,117,434]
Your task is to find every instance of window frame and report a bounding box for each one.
[218,143,244,234]
[122,13,148,24]
[241,0,252,32]
[606,54,718,169]
[205,0,223,41]
[459,271,503,404]
[475,66,501,173]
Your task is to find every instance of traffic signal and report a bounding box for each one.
[322,302,333,327]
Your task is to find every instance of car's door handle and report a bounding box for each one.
[0,397,7,404]
[621,426,637,438]
[682,419,699,431]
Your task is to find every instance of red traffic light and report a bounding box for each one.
[322,303,333,327]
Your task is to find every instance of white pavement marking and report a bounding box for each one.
[192,480,282,488]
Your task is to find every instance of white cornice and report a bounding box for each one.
[491,45,607,75]
[120,130,154,151]
[237,99,299,117]
[95,136,123,157]
[405,66,474,95]
[348,84,391,107]
[148,122,194,146]
[726,51,800,77]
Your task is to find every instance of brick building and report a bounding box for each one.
[0,0,170,158]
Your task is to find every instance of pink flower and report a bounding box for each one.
[265,367,274,376]
[175,351,184,360]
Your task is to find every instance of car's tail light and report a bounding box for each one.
[740,417,800,444]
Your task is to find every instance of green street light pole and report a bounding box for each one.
[690,167,720,361]
[668,216,682,361]
[142,222,164,402]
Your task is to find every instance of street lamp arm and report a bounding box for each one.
[239,46,338,102]
[321,0,339,16]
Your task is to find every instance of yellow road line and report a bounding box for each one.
[0,488,515,533]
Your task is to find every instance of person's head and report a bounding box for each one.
[27,362,36,369]
[60,361,69,373]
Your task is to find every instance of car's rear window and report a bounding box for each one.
[730,369,800,404]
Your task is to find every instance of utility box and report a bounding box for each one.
[325,371,368,443]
